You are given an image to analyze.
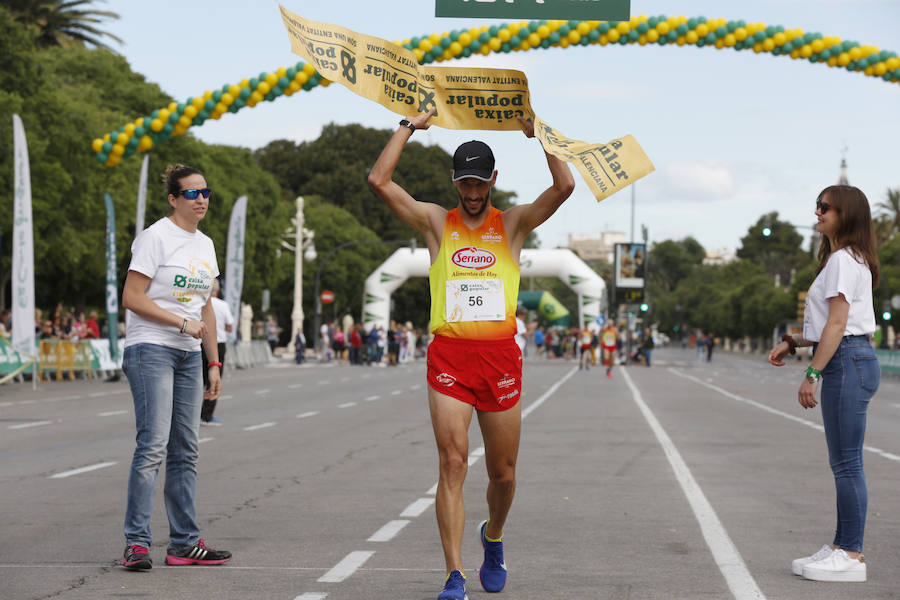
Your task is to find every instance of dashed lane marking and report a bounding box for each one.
[317,551,374,583]
[297,411,319,419]
[294,594,327,600]
[8,420,53,430]
[98,410,128,417]
[400,498,435,518]
[243,422,276,431]
[289,383,304,389]
[367,520,410,542]
[338,402,357,409]
[253,389,271,396]
[199,437,214,444]
[49,461,117,479]
[364,395,380,402]
[390,390,403,396]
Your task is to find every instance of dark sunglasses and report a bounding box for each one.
[816,200,830,214]
[179,188,211,200]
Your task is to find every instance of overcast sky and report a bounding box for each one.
[103,0,900,254]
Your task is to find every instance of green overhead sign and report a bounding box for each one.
[435,0,630,21]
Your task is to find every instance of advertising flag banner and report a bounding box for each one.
[104,193,119,361]
[434,0,630,21]
[225,196,248,343]
[277,7,653,202]
[12,114,36,360]
[135,154,149,233]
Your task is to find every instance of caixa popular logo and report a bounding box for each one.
[451,246,496,270]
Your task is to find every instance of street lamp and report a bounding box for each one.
[282,196,316,355]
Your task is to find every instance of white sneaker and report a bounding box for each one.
[791,544,833,576]
[802,548,866,582]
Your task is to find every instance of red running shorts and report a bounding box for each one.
[426,335,523,412]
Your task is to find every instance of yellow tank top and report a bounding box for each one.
[430,207,520,340]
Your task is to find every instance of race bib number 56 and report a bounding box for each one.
[446,279,505,322]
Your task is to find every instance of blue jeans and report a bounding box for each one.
[818,335,880,552]
[122,343,202,549]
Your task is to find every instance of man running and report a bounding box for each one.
[601,322,618,378]
[368,108,574,600]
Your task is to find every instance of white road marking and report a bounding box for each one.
[20,400,37,405]
[400,498,435,518]
[317,551,374,583]
[426,482,438,495]
[98,410,128,417]
[409,384,421,390]
[9,420,53,430]
[254,389,271,396]
[289,383,304,389]
[470,446,485,457]
[318,380,331,386]
[391,390,403,396]
[88,392,110,398]
[49,461,117,479]
[220,394,234,400]
[244,422,276,431]
[294,594,327,600]
[364,395,380,402]
[521,367,578,419]
[338,402,357,409]
[623,368,765,600]
[367,520,410,542]
[297,411,319,419]
[0,402,12,407]
[199,437,214,444]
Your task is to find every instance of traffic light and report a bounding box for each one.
[883,310,892,321]
[762,226,773,237]
[640,303,649,312]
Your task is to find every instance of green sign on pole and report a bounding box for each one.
[435,0,630,21]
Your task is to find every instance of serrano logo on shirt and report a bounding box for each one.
[451,247,496,270]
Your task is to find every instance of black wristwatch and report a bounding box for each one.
[399,119,416,133]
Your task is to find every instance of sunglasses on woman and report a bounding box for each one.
[816,200,830,213]
[179,188,211,200]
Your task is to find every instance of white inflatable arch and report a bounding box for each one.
[362,248,605,330]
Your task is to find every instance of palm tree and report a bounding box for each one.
[4,0,122,51]
[875,187,900,240]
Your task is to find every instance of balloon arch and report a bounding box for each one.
[91,14,898,166]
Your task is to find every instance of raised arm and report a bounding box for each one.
[503,117,575,253]
[367,108,445,244]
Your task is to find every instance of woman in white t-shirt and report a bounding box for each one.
[118,164,231,570]
[768,185,881,583]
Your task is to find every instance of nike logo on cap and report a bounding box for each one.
[466,156,480,162]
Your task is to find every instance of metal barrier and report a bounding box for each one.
[38,340,94,381]
[232,341,273,369]
[875,349,900,376]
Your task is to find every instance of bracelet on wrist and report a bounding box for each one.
[399,118,415,133]
[180,318,188,334]
[805,366,822,383]
[781,333,797,355]
[207,361,222,369]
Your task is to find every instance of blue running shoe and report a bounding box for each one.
[437,570,468,600]
[478,519,507,592]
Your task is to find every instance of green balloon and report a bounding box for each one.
[97,152,108,163]
[102,141,112,153]
[134,126,145,137]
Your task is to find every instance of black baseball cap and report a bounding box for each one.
[452,140,495,182]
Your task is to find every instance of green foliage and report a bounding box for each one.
[4,0,123,51]
[737,212,809,283]
[255,123,519,246]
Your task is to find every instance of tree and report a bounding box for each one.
[3,0,122,51]
[737,212,809,285]
[875,187,900,244]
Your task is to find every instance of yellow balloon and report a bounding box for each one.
[459,32,471,46]
[608,29,621,43]
[696,23,709,37]
[646,30,659,43]
[138,136,153,151]
[638,34,647,46]
[773,32,786,46]
[414,48,424,62]
[276,66,287,78]
[450,41,462,55]
[827,56,839,67]
[656,22,669,35]
[221,92,234,105]
[848,47,862,60]
[240,78,250,88]
[568,31,581,44]
[303,63,316,75]
[173,124,187,136]
[150,119,163,132]
[498,28,511,42]
[257,81,271,94]
[800,45,813,58]
[762,38,775,52]
[123,123,135,135]
[528,33,540,47]
[724,33,735,47]
[296,72,309,85]
[734,27,747,42]
[811,39,824,53]
[112,144,124,156]
[228,84,240,96]
[288,80,301,93]
[158,108,170,122]
[419,39,432,52]
[103,133,110,142]
[167,101,178,113]
[92,138,103,152]
[547,20,561,32]
[537,25,550,38]
[577,22,590,36]
[479,44,491,55]
[560,38,570,48]
[192,97,205,109]
[886,57,900,70]
[508,23,520,36]
[875,63,887,76]
[178,116,191,127]
[250,91,263,103]
[215,102,227,113]
[837,52,850,66]
[429,33,441,46]
[319,78,331,87]
[442,48,453,60]
[616,21,630,35]
[489,38,501,51]
[715,38,725,49]
[265,73,278,86]
[685,30,698,44]
[184,105,198,118]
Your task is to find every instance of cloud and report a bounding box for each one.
[660,161,736,201]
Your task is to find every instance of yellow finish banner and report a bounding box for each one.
[278,6,654,201]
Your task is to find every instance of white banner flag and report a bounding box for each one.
[11,114,35,359]
[225,195,247,343]
[135,153,148,233]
